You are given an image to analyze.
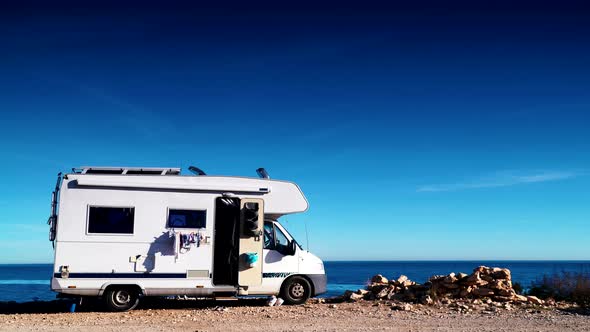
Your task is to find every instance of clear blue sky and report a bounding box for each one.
[0,1,589,263]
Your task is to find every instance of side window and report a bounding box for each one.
[263,223,274,249]
[88,206,134,234]
[168,209,206,228]
[275,227,290,247]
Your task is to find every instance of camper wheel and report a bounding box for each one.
[280,276,312,305]
[103,286,140,312]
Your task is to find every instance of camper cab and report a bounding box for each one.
[48,166,326,311]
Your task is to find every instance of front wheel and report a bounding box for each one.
[280,276,312,305]
[103,287,140,312]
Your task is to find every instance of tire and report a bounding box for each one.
[103,287,140,312]
[280,276,312,305]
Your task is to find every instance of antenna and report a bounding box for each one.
[188,166,206,176]
[304,218,310,252]
[256,168,270,179]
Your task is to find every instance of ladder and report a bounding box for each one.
[74,166,181,175]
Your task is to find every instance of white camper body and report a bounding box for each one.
[48,167,326,310]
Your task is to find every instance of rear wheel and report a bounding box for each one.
[103,287,140,312]
[280,276,312,305]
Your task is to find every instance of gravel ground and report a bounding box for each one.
[1,299,589,332]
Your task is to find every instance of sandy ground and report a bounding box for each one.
[1,299,589,332]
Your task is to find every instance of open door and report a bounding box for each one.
[238,198,264,287]
[213,197,241,286]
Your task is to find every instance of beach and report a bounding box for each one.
[1,299,589,332]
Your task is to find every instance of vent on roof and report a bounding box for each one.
[74,166,181,175]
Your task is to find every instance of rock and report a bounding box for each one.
[343,290,364,302]
[473,266,488,274]
[356,289,369,295]
[348,292,364,301]
[388,292,405,301]
[458,304,470,311]
[497,288,515,297]
[488,279,510,290]
[472,288,495,297]
[391,303,413,311]
[401,280,415,288]
[371,274,388,284]
[420,295,434,305]
[459,286,473,297]
[464,272,488,287]
[340,265,524,308]
[491,268,511,280]
[492,296,514,302]
[481,275,494,282]
[443,283,459,289]
[329,304,337,309]
[526,296,544,305]
[429,275,446,283]
[375,287,389,299]
[444,273,457,284]
[368,283,387,293]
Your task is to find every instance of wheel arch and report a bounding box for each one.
[99,283,145,297]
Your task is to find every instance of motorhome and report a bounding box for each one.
[48,166,326,311]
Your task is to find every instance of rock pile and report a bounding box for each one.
[341,266,546,306]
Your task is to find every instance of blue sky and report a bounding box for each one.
[0,1,589,263]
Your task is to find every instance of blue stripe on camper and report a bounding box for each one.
[262,272,293,278]
[53,273,187,279]
[55,272,294,279]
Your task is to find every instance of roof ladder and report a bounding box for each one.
[75,166,181,175]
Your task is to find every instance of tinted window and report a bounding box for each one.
[275,227,290,247]
[263,223,274,249]
[88,207,134,234]
[168,209,206,228]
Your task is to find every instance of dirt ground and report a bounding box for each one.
[1,299,589,332]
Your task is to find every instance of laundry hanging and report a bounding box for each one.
[169,230,205,260]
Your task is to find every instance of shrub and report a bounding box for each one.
[528,272,590,307]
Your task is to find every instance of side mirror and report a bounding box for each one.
[286,241,297,256]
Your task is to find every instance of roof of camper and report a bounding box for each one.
[67,166,308,217]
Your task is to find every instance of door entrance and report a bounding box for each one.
[212,197,240,286]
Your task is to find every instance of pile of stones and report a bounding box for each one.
[340,266,545,306]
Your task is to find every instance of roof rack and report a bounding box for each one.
[73,166,181,176]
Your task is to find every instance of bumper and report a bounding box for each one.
[307,273,327,296]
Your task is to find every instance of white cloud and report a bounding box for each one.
[417,170,580,193]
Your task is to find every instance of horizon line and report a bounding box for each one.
[2,259,590,265]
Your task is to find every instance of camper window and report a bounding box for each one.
[274,226,290,249]
[263,223,274,249]
[167,209,206,228]
[87,206,135,234]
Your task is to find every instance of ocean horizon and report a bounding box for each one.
[1,261,589,303]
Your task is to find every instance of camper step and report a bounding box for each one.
[214,292,238,301]
[214,296,238,301]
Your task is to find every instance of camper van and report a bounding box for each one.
[48,166,326,311]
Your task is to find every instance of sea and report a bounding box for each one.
[1,261,589,303]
